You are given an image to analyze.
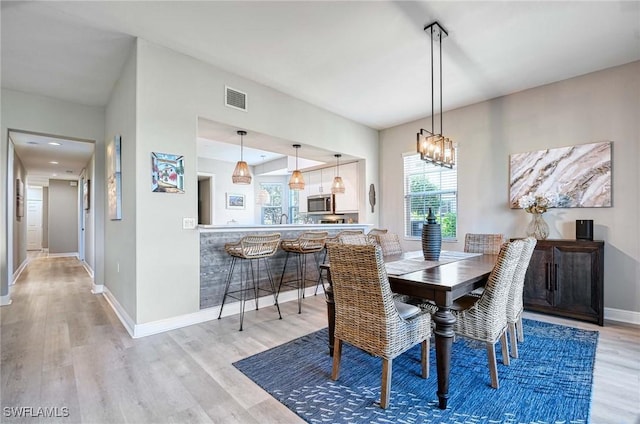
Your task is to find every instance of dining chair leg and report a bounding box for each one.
[421,339,429,378]
[486,343,499,389]
[380,358,392,409]
[508,322,519,359]
[500,331,510,366]
[331,339,343,380]
[517,315,525,342]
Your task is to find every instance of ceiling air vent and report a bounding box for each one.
[225,86,248,112]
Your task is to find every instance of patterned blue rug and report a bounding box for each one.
[233,319,598,423]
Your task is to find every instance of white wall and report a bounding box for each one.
[132,39,379,324]
[1,89,105,300]
[197,157,255,225]
[380,61,640,314]
[12,152,27,272]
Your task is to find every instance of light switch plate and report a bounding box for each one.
[182,217,196,229]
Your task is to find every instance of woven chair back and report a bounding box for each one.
[454,239,524,341]
[464,233,505,255]
[339,234,370,245]
[225,233,281,259]
[506,237,537,322]
[328,244,401,358]
[377,233,403,256]
[368,228,388,236]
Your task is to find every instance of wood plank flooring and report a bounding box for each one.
[1,256,638,423]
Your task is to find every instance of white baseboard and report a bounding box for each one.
[0,293,12,306]
[82,261,94,279]
[91,283,104,294]
[604,307,640,326]
[11,258,29,285]
[102,287,136,338]
[103,285,317,339]
[48,252,79,258]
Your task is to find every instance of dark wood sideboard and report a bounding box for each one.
[516,239,604,326]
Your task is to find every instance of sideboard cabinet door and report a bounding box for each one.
[521,239,604,326]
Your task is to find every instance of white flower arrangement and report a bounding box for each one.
[518,193,559,214]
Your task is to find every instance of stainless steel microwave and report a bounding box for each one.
[307,194,334,214]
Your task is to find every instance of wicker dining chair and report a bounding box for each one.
[339,233,370,245]
[464,233,505,254]
[218,233,282,331]
[451,239,524,389]
[376,233,403,256]
[506,237,537,359]
[327,243,431,409]
[367,228,388,244]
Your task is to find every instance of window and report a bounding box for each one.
[403,153,457,240]
[260,183,283,225]
[289,189,299,224]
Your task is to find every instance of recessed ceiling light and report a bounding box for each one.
[65,170,73,174]
[27,141,39,145]
[48,142,62,146]
[52,173,58,177]
[49,161,59,164]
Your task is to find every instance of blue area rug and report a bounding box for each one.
[233,319,598,423]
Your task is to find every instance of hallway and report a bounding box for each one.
[1,256,638,423]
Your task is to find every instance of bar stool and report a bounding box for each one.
[218,233,282,331]
[278,231,328,313]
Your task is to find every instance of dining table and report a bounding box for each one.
[320,250,498,410]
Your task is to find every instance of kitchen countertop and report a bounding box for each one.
[199,223,371,233]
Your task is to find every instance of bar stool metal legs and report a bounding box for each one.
[278,231,328,314]
[218,233,282,331]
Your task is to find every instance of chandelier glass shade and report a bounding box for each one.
[288,144,305,190]
[232,130,252,184]
[416,21,455,169]
[331,154,345,194]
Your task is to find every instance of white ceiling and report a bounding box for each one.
[2,1,639,178]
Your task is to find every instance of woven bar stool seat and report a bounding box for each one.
[218,233,282,331]
[278,231,328,313]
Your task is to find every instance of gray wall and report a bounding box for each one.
[43,187,49,248]
[380,61,640,316]
[48,180,79,254]
[12,153,27,272]
[104,43,138,321]
[1,89,105,300]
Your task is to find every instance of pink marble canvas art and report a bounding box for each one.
[509,141,612,208]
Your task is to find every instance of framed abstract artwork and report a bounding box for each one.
[107,135,122,220]
[509,141,612,208]
[151,152,185,193]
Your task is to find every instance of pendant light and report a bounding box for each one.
[416,22,455,169]
[232,130,252,184]
[331,154,345,194]
[256,155,271,205]
[288,144,305,190]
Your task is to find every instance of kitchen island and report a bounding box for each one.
[200,223,370,309]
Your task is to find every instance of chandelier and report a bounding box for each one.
[232,130,252,184]
[416,21,455,168]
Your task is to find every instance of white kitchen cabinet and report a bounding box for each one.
[334,161,359,213]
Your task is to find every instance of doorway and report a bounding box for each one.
[26,186,43,251]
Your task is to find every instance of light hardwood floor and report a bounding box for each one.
[1,256,638,423]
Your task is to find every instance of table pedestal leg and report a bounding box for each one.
[433,306,456,409]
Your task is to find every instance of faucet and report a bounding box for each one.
[279,213,288,224]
